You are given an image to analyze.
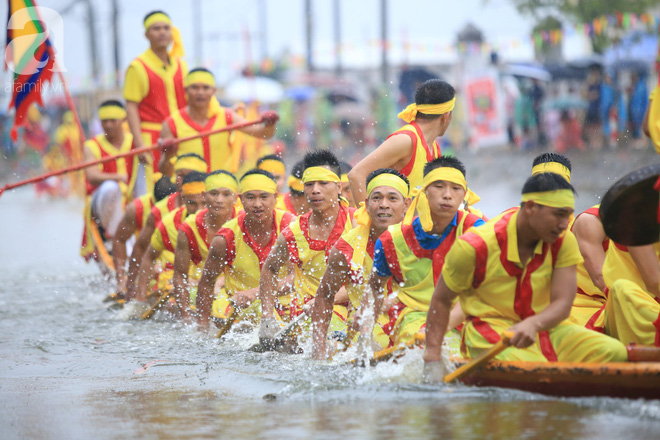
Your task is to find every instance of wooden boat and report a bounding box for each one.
[88,220,116,278]
[450,358,660,400]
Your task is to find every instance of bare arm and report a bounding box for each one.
[229,110,277,140]
[112,203,138,294]
[310,247,350,359]
[157,122,176,177]
[508,265,577,348]
[83,146,126,186]
[126,101,150,163]
[643,98,651,138]
[259,234,289,318]
[135,244,161,303]
[196,235,228,327]
[424,276,461,363]
[126,214,156,300]
[629,245,660,299]
[348,134,413,204]
[173,231,193,320]
[572,214,607,292]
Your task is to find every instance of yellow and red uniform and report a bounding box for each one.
[150,192,179,227]
[132,193,156,234]
[276,192,299,215]
[282,205,353,322]
[164,107,235,173]
[442,209,627,362]
[123,48,188,182]
[587,239,660,346]
[213,210,294,319]
[386,121,441,190]
[80,133,135,260]
[568,205,610,326]
[150,206,188,291]
[375,211,482,346]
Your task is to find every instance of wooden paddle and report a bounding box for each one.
[443,330,513,383]
[249,311,309,352]
[215,307,237,339]
[141,290,173,320]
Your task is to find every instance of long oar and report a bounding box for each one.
[0,117,265,198]
[443,330,513,383]
[141,290,173,320]
[249,311,309,352]
[215,307,238,339]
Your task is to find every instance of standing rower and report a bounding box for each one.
[123,10,187,195]
[348,79,454,201]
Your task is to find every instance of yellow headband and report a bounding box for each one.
[302,166,340,184]
[366,173,409,198]
[258,159,286,176]
[144,12,171,30]
[98,105,126,121]
[341,173,350,184]
[174,156,207,173]
[182,181,205,195]
[143,13,184,59]
[397,97,456,123]
[287,175,304,192]
[532,162,571,183]
[185,70,216,88]
[522,189,575,209]
[205,173,237,193]
[241,174,278,194]
[404,167,467,232]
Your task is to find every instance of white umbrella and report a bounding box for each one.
[503,64,552,81]
[224,76,285,104]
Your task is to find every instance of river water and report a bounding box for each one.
[2,181,660,439]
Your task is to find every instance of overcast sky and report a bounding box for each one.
[2,0,538,92]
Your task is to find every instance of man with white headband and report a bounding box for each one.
[80,100,135,261]
[173,171,239,322]
[358,157,484,349]
[195,170,295,329]
[423,173,627,382]
[348,79,455,203]
[124,10,188,195]
[159,68,280,176]
[310,168,411,359]
[258,150,355,348]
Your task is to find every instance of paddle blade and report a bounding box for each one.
[443,330,513,383]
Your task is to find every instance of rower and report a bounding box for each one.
[258,150,355,347]
[423,173,627,382]
[159,68,280,176]
[587,237,660,347]
[195,170,295,329]
[310,168,411,359]
[134,171,207,304]
[125,153,207,300]
[173,170,239,322]
[112,175,177,297]
[80,101,134,261]
[124,10,187,195]
[256,154,287,209]
[339,161,356,208]
[568,205,609,326]
[277,160,309,216]
[348,79,454,202]
[358,157,484,348]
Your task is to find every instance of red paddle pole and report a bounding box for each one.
[0,117,267,198]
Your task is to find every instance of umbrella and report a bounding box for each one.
[503,63,552,81]
[224,76,285,104]
[285,85,316,102]
[542,96,588,111]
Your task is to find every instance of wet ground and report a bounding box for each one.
[2,148,660,439]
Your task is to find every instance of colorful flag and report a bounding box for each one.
[5,0,56,140]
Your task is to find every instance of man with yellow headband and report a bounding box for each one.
[310,168,412,359]
[357,157,484,348]
[133,171,207,305]
[278,160,309,215]
[339,161,356,208]
[585,238,660,347]
[125,153,208,301]
[257,154,287,209]
[348,79,454,203]
[80,100,135,261]
[159,68,279,176]
[259,150,355,348]
[423,173,627,381]
[124,10,187,195]
[195,170,295,329]
[173,171,239,321]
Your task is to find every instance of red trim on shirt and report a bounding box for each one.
[334,237,354,264]
[282,226,302,268]
[216,227,236,266]
[196,209,209,245]
[180,109,218,173]
[134,198,145,230]
[239,211,279,268]
[461,232,488,289]
[180,223,202,265]
[401,223,433,259]
[467,316,500,344]
[299,205,349,255]
[379,230,403,283]
[388,129,417,177]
